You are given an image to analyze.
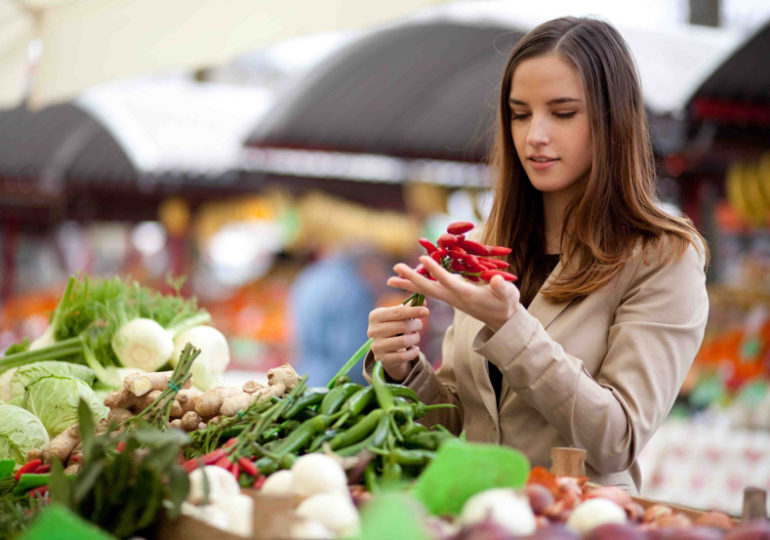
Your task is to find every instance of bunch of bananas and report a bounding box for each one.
[726,152,770,227]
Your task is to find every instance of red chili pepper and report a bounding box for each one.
[183,459,201,473]
[253,476,266,490]
[224,438,237,447]
[417,238,438,254]
[201,448,228,465]
[459,239,491,256]
[116,441,126,453]
[415,264,436,280]
[489,246,512,256]
[463,256,485,273]
[214,456,232,469]
[481,270,518,282]
[231,463,241,481]
[450,259,465,272]
[27,486,49,498]
[447,221,474,235]
[34,464,51,474]
[238,458,258,477]
[69,454,82,463]
[15,460,42,482]
[436,234,459,249]
[430,251,444,264]
[478,257,510,269]
[447,247,467,259]
[466,274,480,282]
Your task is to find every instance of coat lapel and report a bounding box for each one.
[526,257,575,330]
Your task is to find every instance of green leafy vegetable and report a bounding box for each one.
[0,402,50,465]
[0,275,210,385]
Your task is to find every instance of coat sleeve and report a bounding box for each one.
[363,314,465,434]
[473,240,709,474]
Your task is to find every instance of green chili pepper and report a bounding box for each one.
[390,447,435,466]
[307,429,338,452]
[280,419,301,432]
[404,430,452,451]
[363,462,379,494]
[333,374,351,387]
[411,402,455,419]
[320,383,362,416]
[254,456,279,475]
[330,409,385,450]
[382,461,402,483]
[385,384,419,402]
[335,414,390,457]
[332,386,375,428]
[272,415,329,457]
[372,362,394,410]
[282,387,330,419]
[259,425,282,443]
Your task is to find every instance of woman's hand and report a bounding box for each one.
[367,303,430,381]
[388,255,520,332]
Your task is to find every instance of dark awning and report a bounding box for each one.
[245,21,525,164]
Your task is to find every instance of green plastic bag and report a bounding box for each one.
[412,439,530,515]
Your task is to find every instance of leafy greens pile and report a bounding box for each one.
[0,275,210,386]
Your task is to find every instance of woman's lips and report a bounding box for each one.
[528,158,559,170]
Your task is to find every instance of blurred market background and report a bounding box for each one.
[1,0,770,515]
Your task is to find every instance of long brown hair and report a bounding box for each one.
[483,17,708,303]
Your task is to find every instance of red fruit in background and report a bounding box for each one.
[525,483,555,515]
[447,221,474,235]
[437,233,459,249]
[694,511,735,531]
[583,485,632,507]
[584,523,644,540]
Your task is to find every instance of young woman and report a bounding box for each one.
[364,17,709,493]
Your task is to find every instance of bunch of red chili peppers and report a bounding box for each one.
[183,435,267,490]
[413,220,517,284]
[13,459,51,499]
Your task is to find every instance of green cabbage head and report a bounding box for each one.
[5,361,106,438]
[0,402,50,465]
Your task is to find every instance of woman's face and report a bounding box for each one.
[509,53,592,196]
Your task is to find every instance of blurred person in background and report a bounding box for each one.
[366,17,709,494]
[289,245,390,386]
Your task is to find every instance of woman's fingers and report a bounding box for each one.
[369,305,429,324]
[370,332,421,356]
[376,346,420,366]
[367,318,423,339]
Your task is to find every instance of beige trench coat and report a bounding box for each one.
[365,235,708,493]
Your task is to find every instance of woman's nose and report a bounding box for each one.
[526,116,550,146]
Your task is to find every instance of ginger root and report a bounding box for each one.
[195,387,241,419]
[123,371,191,397]
[43,424,80,464]
[220,393,257,417]
[266,363,300,395]
[177,388,202,413]
[181,411,203,432]
[243,380,264,394]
